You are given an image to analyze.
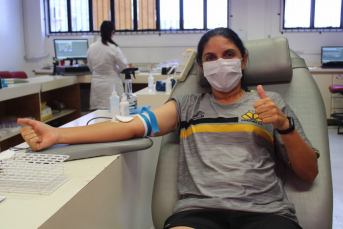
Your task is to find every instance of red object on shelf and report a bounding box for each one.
[0,71,12,79]
[10,71,28,79]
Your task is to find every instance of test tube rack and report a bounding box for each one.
[0,153,70,195]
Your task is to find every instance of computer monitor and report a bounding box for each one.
[54,39,88,60]
[321,46,343,66]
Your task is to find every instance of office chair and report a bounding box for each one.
[0,71,12,79]
[10,71,28,79]
[152,37,333,229]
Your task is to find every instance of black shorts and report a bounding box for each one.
[164,209,302,229]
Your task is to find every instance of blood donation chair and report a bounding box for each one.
[152,37,333,229]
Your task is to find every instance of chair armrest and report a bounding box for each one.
[34,138,153,161]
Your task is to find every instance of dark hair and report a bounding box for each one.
[197,27,248,91]
[100,21,118,46]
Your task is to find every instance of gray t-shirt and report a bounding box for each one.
[168,91,319,222]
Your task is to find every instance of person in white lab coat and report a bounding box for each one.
[87,21,134,110]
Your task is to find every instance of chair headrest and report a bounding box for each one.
[198,36,292,87]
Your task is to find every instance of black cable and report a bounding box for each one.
[9,147,30,151]
[86,117,112,125]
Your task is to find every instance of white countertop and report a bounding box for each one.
[33,68,177,84]
[135,87,172,110]
[135,86,172,96]
[61,109,113,127]
[0,154,119,228]
[309,67,343,74]
[0,110,119,229]
[0,75,78,102]
[74,72,176,84]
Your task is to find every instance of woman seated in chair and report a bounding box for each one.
[18,28,318,229]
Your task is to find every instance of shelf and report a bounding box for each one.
[0,110,76,143]
[0,78,80,151]
[43,109,76,123]
[0,127,21,142]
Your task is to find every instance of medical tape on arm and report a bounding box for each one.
[138,107,160,137]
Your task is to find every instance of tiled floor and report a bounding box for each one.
[329,126,343,229]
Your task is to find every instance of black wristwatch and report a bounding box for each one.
[276,117,295,135]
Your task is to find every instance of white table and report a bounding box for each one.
[0,110,161,229]
[136,87,172,110]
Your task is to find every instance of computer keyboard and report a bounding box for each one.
[60,72,92,76]
[321,65,343,69]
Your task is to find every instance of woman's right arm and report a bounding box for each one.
[113,47,129,72]
[18,100,178,151]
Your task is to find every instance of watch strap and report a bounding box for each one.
[276,117,295,135]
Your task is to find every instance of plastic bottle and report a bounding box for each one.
[109,84,120,116]
[120,95,130,116]
[1,79,8,88]
[124,75,133,97]
[165,76,172,94]
[148,65,154,90]
[123,69,137,110]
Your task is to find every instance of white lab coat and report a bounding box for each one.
[87,39,128,110]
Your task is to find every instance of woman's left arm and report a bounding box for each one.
[254,85,318,183]
[277,127,318,182]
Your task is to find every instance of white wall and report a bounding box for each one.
[4,0,343,75]
[0,0,29,75]
[22,0,48,75]
[229,0,343,63]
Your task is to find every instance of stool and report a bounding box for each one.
[331,113,343,134]
[329,85,343,134]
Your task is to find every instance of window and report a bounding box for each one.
[114,0,132,30]
[314,0,341,28]
[71,0,90,31]
[281,0,343,32]
[160,0,179,30]
[183,0,203,29]
[207,0,228,29]
[93,0,111,31]
[49,0,68,32]
[138,0,156,30]
[46,0,230,35]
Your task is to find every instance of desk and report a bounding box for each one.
[0,110,160,229]
[309,67,343,119]
[0,75,80,151]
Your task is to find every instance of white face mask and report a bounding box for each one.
[203,58,243,93]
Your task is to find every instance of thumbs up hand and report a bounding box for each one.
[253,85,290,130]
